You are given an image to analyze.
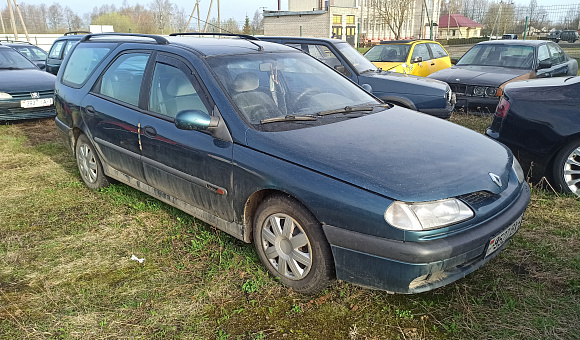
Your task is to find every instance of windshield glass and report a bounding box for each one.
[334,42,378,73]
[365,44,410,63]
[0,48,37,69]
[457,44,535,69]
[207,51,380,126]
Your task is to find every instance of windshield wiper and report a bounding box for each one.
[0,67,22,70]
[360,69,376,74]
[260,114,317,124]
[316,104,388,116]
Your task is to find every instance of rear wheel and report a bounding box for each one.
[552,140,580,197]
[75,134,110,190]
[253,195,334,294]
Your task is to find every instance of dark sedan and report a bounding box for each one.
[259,36,455,119]
[1,41,48,69]
[486,76,580,197]
[0,45,56,121]
[429,40,578,114]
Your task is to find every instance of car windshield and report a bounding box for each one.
[334,42,378,73]
[13,46,47,61]
[457,44,535,69]
[364,44,410,63]
[207,51,381,127]
[0,48,37,69]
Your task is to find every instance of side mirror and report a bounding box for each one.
[334,64,348,75]
[537,60,552,70]
[450,58,459,65]
[175,110,219,131]
[361,83,373,93]
[412,56,423,63]
[38,63,46,70]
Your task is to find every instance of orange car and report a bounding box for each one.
[364,40,452,77]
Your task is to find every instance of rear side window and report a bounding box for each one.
[48,41,65,58]
[98,53,150,107]
[62,43,115,87]
[429,43,448,59]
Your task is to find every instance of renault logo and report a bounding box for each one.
[489,173,502,187]
[30,92,40,99]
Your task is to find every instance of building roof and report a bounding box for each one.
[438,14,483,28]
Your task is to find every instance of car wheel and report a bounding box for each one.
[552,140,580,197]
[75,134,110,190]
[253,194,334,294]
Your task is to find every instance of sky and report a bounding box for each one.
[4,0,580,22]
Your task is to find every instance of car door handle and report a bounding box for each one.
[430,62,435,66]
[143,126,157,138]
[85,106,96,116]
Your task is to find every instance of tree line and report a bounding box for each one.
[0,0,263,35]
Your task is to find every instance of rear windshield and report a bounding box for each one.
[62,43,116,87]
[457,44,535,69]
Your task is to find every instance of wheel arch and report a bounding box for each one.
[379,96,416,110]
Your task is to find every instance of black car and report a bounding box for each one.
[46,31,90,75]
[486,76,580,197]
[259,36,455,119]
[54,33,529,294]
[0,45,56,121]
[1,41,48,69]
[428,40,578,113]
[547,30,579,43]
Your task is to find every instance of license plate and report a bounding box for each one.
[21,98,53,108]
[485,215,522,257]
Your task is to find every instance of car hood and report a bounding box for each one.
[359,70,448,95]
[0,69,56,92]
[428,65,532,86]
[372,61,403,71]
[245,108,512,202]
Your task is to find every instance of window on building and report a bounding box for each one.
[346,15,355,25]
[333,15,342,24]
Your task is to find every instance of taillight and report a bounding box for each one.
[495,96,510,118]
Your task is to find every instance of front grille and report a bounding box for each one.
[8,90,54,100]
[458,191,499,207]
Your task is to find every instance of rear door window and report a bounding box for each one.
[428,43,448,59]
[97,52,150,107]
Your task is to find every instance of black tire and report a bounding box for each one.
[75,134,110,190]
[253,194,335,294]
[552,139,580,197]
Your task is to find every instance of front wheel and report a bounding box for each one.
[253,195,335,294]
[552,140,580,197]
[75,134,110,190]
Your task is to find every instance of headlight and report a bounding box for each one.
[512,157,525,183]
[485,87,498,97]
[473,86,485,96]
[0,92,12,99]
[385,198,474,231]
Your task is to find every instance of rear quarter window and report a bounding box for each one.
[62,43,115,87]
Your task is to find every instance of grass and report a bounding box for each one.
[1,117,579,339]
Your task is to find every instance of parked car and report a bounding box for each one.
[363,40,452,77]
[0,45,56,121]
[46,31,90,75]
[547,30,579,43]
[1,41,48,69]
[55,33,530,294]
[486,76,580,197]
[259,36,455,119]
[502,34,518,39]
[428,40,578,113]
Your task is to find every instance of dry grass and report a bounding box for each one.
[0,118,578,340]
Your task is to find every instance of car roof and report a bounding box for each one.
[379,39,437,44]
[260,36,349,44]
[476,40,547,46]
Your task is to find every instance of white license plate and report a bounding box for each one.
[485,215,522,257]
[20,98,53,108]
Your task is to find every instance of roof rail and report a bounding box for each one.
[79,33,169,45]
[0,40,32,44]
[169,32,263,50]
[64,31,91,36]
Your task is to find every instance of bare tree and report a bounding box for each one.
[47,3,63,32]
[250,9,262,31]
[371,0,414,39]
[149,0,171,33]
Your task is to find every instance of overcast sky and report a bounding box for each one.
[4,0,580,22]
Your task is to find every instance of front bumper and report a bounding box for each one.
[0,99,56,121]
[455,95,500,115]
[322,182,530,294]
